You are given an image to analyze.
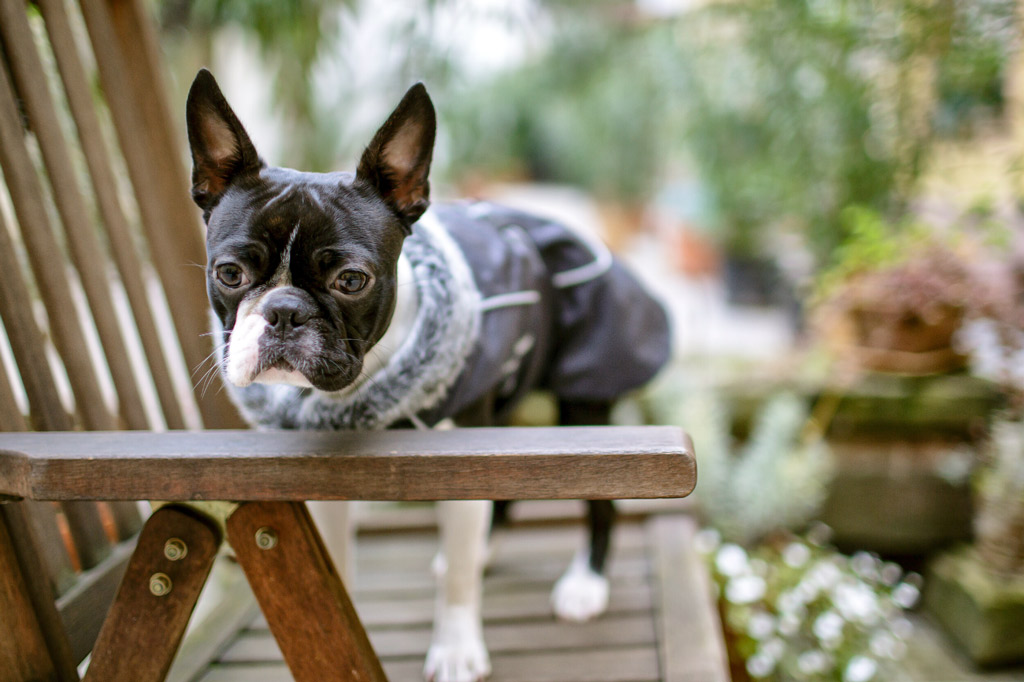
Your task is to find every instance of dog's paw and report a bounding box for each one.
[551,555,609,622]
[423,605,491,682]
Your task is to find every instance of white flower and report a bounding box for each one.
[808,560,842,590]
[851,552,880,581]
[844,655,877,682]
[762,638,785,660]
[747,611,776,640]
[783,542,812,568]
[806,522,833,546]
[778,612,802,636]
[794,579,820,604]
[797,650,830,675]
[746,652,776,678]
[813,610,844,641]
[776,589,807,616]
[869,631,899,659]
[891,616,914,640]
[694,528,721,555]
[726,575,766,604]
[716,544,749,577]
[880,562,902,586]
[834,580,880,624]
[892,582,920,609]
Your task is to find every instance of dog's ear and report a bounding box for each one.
[186,68,262,212]
[356,83,436,229]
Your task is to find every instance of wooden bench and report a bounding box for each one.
[0,428,694,681]
[0,1,698,680]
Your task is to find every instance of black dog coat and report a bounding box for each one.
[225,201,671,430]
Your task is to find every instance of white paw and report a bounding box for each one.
[551,555,610,622]
[424,606,491,682]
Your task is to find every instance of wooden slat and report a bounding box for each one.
[356,498,693,534]
[354,554,650,599]
[0,503,79,681]
[0,426,696,502]
[105,497,143,540]
[0,189,73,433]
[21,502,77,598]
[0,49,114,432]
[0,505,59,682]
[0,0,149,431]
[355,522,648,567]
[56,537,134,664]
[0,68,115,566]
[77,0,244,430]
[226,501,387,682]
[202,646,662,682]
[60,501,111,570]
[0,337,27,433]
[229,613,657,662]
[37,0,187,430]
[647,516,730,682]
[251,583,653,631]
[107,501,144,540]
[85,505,220,682]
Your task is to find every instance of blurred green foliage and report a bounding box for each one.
[158,0,1018,270]
[443,14,675,202]
[161,0,346,171]
[674,0,1012,264]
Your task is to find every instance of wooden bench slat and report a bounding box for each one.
[77,0,245,430]
[0,503,79,680]
[648,515,731,682]
[60,501,112,570]
[22,502,77,597]
[0,100,75,434]
[0,507,59,681]
[0,426,695,502]
[0,351,26,433]
[0,0,149,431]
[0,46,115,432]
[55,537,133,664]
[107,501,144,540]
[38,0,188,431]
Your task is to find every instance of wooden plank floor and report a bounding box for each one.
[194,515,688,682]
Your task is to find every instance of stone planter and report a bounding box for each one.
[974,494,1024,577]
[925,548,1024,667]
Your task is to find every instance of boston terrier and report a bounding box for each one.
[187,68,670,682]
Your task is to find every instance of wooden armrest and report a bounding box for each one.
[0,426,694,502]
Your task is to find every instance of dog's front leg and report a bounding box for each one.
[425,499,492,682]
[307,500,356,584]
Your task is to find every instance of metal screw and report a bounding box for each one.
[163,538,188,561]
[149,573,172,596]
[255,527,278,550]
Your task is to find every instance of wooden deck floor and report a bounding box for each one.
[163,504,1024,682]
[180,511,723,682]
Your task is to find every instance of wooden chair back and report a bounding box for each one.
[0,0,241,675]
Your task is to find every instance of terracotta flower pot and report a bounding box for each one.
[847,303,967,374]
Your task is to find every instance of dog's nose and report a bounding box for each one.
[262,289,316,332]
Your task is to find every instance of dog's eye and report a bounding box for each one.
[215,263,248,288]
[332,270,368,294]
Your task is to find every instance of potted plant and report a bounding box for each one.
[813,207,1002,375]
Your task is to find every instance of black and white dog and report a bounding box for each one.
[187,69,670,682]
